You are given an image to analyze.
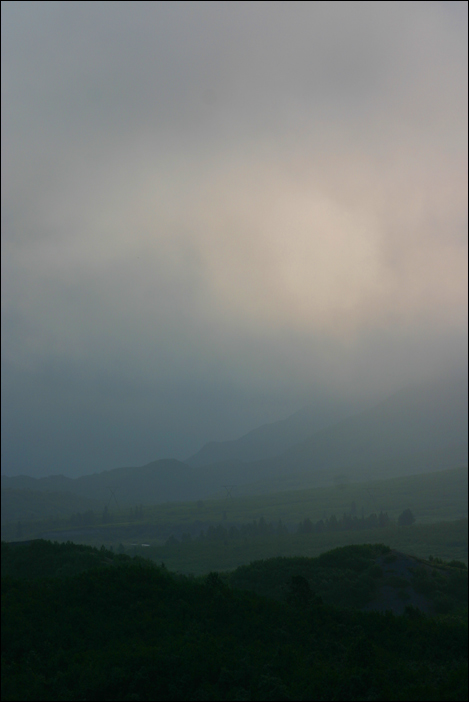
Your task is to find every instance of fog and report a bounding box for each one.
[2,1,467,477]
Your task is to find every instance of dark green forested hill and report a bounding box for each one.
[1,540,467,701]
[1,539,133,580]
[225,544,468,616]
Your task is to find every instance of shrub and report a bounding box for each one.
[447,560,467,570]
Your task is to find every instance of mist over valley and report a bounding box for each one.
[2,2,467,700]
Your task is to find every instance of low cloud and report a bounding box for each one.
[2,1,467,475]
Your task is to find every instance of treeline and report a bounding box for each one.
[102,503,145,523]
[3,506,416,546]
[2,504,147,540]
[298,510,392,534]
[166,511,395,547]
[168,516,290,546]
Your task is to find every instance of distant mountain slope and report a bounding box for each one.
[2,373,467,505]
[251,372,468,483]
[1,488,103,525]
[1,459,198,505]
[207,372,468,493]
[186,400,356,466]
[234,442,469,495]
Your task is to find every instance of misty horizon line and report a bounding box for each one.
[2,366,467,480]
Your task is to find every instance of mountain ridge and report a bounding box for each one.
[2,372,467,504]
[186,399,359,466]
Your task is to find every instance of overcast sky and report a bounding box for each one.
[2,1,467,477]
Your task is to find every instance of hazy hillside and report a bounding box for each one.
[191,373,468,496]
[248,372,468,483]
[186,399,357,466]
[1,489,104,525]
[216,442,468,496]
[1,459,198,504]
[2,373,467,506]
